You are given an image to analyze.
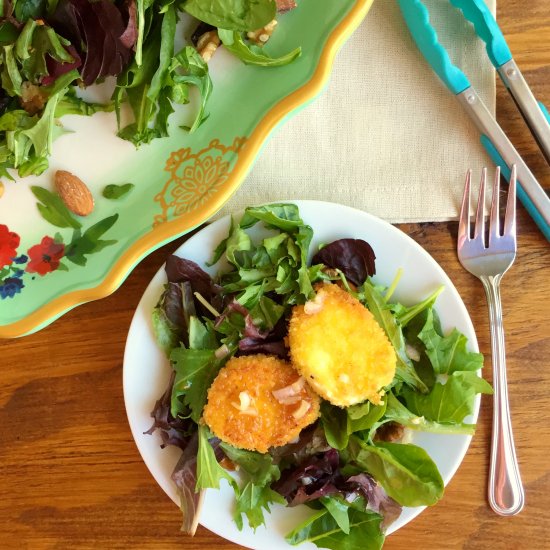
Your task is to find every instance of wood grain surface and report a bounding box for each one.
[1,1,549,548]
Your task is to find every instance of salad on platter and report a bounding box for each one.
[145,203,492,548]
[0,0,300,179]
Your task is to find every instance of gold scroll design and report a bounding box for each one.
[153,137,247,227]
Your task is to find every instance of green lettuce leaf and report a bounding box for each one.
[361,280,428,393]
[170,346,222,421]
[195,425,236,490]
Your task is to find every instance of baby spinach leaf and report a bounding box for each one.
[347,436,444,507]
[319,496,350,535]
[240,203,304,232]
[102,183,134,199]
[321,401,349,450]
[219,29,301,67]
[286,507,384,550]
[418,309,484,374]
[401,371,493,425]
[183,0,276,32]
[347,401,387,433]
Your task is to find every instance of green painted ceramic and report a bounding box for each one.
[0,0,374,338]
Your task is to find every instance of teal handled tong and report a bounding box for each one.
[398,0,550,240]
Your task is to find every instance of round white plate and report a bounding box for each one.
[123,200,480,549]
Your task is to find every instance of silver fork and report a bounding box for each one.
[457,166,524,516]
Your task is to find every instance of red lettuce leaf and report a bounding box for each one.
[144,371,194,450]
[50,0,136,86]
[312,238,376,286]
[347,473,402,530]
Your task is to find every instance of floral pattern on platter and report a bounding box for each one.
[153,137,247,227]
[0,187,119,300]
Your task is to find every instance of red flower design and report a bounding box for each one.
[0,224,20,269]
[26,236,65,275]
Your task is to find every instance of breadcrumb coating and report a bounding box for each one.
[289,283,396,406]
[202,355,320,453]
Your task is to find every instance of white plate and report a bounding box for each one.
[123,200,480,549]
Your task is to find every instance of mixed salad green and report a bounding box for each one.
[147,203,492,548]
[0,0,300,178]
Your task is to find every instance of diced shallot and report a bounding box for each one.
[272,377,306,402]
[292,400,311,420]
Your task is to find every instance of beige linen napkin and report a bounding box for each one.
[219,0,496,223]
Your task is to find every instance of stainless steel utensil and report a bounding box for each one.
[457,166,524,516]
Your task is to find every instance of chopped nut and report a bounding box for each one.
[374,421,405,443]
[276,0,297,12]
[196,30,220,62]
[247,19,278,45]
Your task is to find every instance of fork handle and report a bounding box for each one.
[481,275,525,516]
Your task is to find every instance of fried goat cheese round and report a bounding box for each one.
[289,283,396,406]
[202,355,320,453]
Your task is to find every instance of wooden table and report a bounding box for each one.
[2,2,549,548]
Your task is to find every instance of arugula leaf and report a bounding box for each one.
[183,0,277,32]
[286,507,384,550]
[401,371,493,425]
[234,481,286,531]
[418,309,484,375]
[219,29,301,67]
[361,280,428,393]
[393,285,444,327]
[102,183,134,200]
[170,346,222,421]
[64,215,119,266]
[195,425,236,490]
[31,185,81,229]
[347,436,444,507]
[382,392,476,435]
[219,443,280,485]
[172,46,212,133]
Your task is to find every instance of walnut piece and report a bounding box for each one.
[196,30,220,62]
[247,19,278,45]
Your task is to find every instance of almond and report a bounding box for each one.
[55,170,94,216]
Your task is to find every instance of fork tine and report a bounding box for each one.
[489,166,501,244]
[504,164,517,236]
[458,169,472,243]
[474,167,487,245]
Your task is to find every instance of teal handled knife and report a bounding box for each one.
[398,0,550,240]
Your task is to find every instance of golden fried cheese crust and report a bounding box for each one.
[202,355,320,453]
[289,283,396,406]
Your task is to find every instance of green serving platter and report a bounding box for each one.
[0,0,373,338]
